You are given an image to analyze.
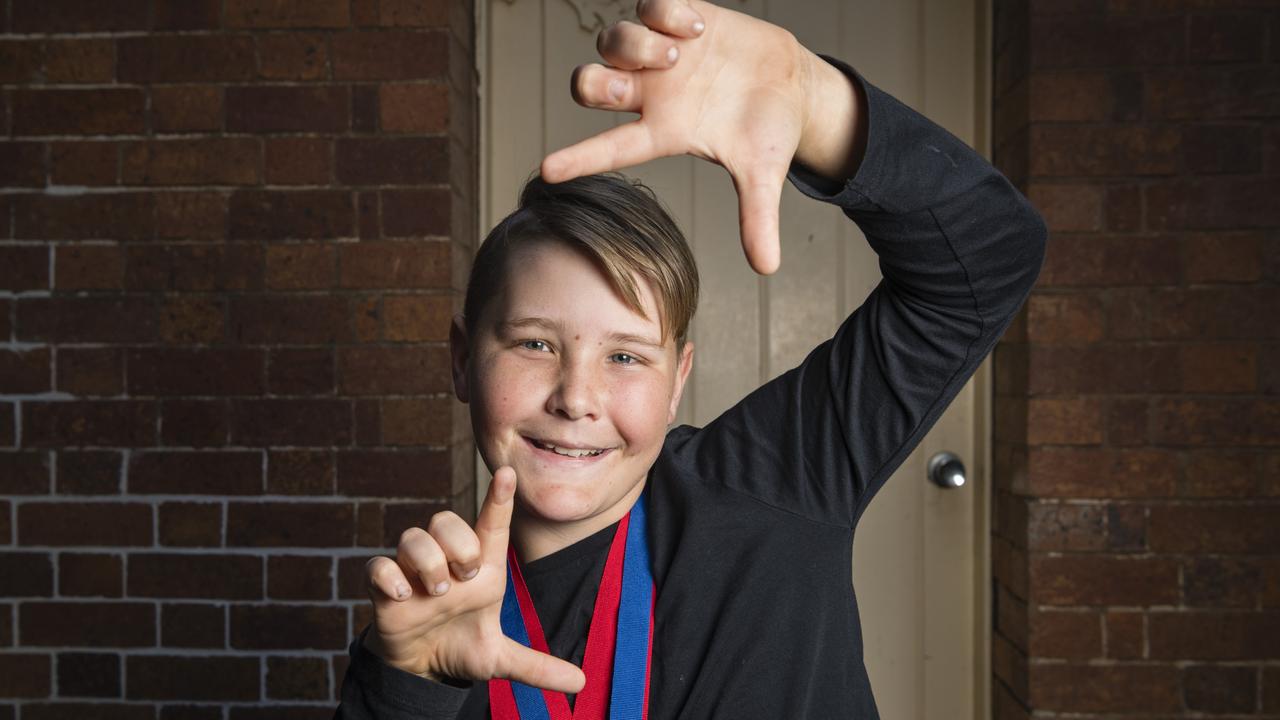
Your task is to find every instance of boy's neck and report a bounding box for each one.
[511,480,646,563]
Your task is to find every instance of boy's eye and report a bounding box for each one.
[520,340,550,352]
[610,353,638,365]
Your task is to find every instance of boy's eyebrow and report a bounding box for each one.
[501,317,664,349]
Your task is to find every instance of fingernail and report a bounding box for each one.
[608,78,626,101]
[462,567,479,580]
[433,581,450,595]
[666,46,679,64]
[394,583,410,599]
[693,20,705,34]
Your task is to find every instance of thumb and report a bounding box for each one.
[496,638,587,694]
[731,168,785,275]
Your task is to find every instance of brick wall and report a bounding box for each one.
[0,0,478,715]
[992,1,1279,717]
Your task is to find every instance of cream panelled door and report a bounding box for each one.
[479,1,993,717]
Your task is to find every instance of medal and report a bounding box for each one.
[489,491,654,720]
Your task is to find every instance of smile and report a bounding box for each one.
[526,437,612,459]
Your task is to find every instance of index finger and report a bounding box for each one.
[476,466,517,564]
[541,120,660,184]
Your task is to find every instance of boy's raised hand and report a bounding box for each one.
[362,467,586,693]
[540,0,848,275]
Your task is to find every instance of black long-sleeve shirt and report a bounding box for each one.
[334,54,1047,720]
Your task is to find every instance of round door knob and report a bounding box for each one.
[928,451,966,489]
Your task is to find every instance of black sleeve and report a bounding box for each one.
[673,54,1047,527]
[332,625,472,720]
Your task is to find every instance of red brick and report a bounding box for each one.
[226,0,350,28]
[1026,448,1176,498]
[1147,66,1280,119]
[158,502,223,547]
[1026,183,1102,232]
[0,246,48,291]
[126,656,258,700]
[13,89,146,136]
[1152,398,1280,446]
[13,193,156,240]
[1029,70,1140,123]
[265,244,336,289]
[226,501,353,548]
[338,240,450,288]
[57,652,121,698]
[1182,231,1264,283]
[268,450,335,494]
[331,31,448,80]
[23,401,156,447]
[0,406,16,449]
[257,33,330,80]
[336,137,448,185]
[44,39,113,83]
[231,399,353,446]
[1030,125,1179,177]
[1178,343,1256,394]
[227,85,349,133]
[337,555,371,599]
[1149,611,1280,660]
[122,139,261,186]
[1029,14,1183,69]
[0,41,43,84]
[230,604,348,650]
[1105,610,1144,659]
[229,707,335,720]
[56,451,121,494]
[380,397,453,446]
[356,502,383,546]
[1268,667,1280,712]
[158,297,224,344]
[1184,665,1256,713]
[0,142,45,187]
[379,0,449,26]
[264,138,333,185]
[18,503,151,546]
[169,246,264,291]
[1150,504,1280,553]
[0,653,51,698]
[1184,557,1274,608]
[54,244,124,290]
[229,190,354,240]
[379,83,449,133]
[381,189,451,237]
[118,36,257,83]
[1183,450,1260,497]
[1038,235,1179,287]
[156,193,229,241]
[128,554,263,600]
[23,704,154,720]
[12,0,148,31]
[1105,184,1142,232]
[154,0,221,29]
[1026,502,1105,551]
[1028,610,1100,659]
[0,552,54,597]
[231,296,353,344]
[129,451,262,495]
[1148,178,1280,230]
[266,655,330,699]
[382,294,452,342]
[338,346,451,395]
[1184,123,1263,175]
[0,348,50,394]
[161,603,226,648]
[161,400,230,447]
[1029,345,1178,395]
[1030,554,1178,606]
[352,86,380,133]
[128,349,263,397]
[150,86,224,133]
[1029,664,1179,713]
[1150,287,1279,340]
[21,602,154,647]
[268,555,333,600]
[58,552,122,597]
[57,348,123,396]
[354,296,383,341]
[1026,397,1104,445]
[268,348,335,395]
[336,450,451,497]
[50,142,119,186]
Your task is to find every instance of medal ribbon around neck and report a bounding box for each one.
[489,490,654,720]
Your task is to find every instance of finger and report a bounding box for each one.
[597,20,680,71]
[571,63,642,113]
[397,527,453,596]
[427,510,483,581]
[476,466,517,565]
[366,555,413,603]
[730,168,786,275]
[635,0,706,38]
[496,637,587,694]
[541,121,661,184]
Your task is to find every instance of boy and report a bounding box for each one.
[336,0,1046,717]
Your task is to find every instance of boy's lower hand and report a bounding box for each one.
[362,467,586,693]
[541,0,863,275]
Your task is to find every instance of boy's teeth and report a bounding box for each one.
[535,440,604,458]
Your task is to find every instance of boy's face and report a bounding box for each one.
[451,238,693,538]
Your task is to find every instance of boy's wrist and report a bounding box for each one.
[794,47,868,186]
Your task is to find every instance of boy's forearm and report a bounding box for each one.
[794,46,869,186]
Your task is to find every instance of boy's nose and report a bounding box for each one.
[546,363,600,421]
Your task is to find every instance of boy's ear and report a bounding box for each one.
[449,314,471,403]
[667,341,695,424]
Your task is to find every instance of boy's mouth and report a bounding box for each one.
[526,437,611,458]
